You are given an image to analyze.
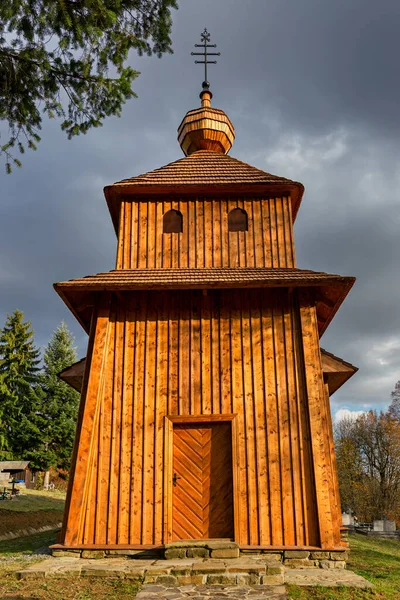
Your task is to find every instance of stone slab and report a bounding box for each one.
[16,557,372,593]
[136,584,287,599]
[284,568,374,588]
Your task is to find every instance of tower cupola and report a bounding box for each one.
[177,29,235,155]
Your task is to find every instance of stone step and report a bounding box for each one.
[164,540,240,559]
[17,557,285,586]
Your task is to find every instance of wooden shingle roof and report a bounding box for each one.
[113,151,293,187]
[54,267,355,337]
[104,150,304,232]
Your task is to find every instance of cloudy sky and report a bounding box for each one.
[1,0,399,419]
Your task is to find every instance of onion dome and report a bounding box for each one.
[177,85,235,156]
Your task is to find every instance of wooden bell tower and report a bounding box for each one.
[55,35,357,551]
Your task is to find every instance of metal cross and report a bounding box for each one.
[191,28,220,90]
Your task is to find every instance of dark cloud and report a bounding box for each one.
[1,0,399,416]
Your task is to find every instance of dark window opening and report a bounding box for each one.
[228,208,248,232]
[163,209,183,233]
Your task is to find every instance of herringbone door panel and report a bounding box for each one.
[172,422,233,540]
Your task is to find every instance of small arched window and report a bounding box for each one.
[228,208,248,232]
[163,209,183,233]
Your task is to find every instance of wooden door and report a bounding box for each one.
[172,422,234,540]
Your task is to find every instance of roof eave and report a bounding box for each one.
[54,274,354,338]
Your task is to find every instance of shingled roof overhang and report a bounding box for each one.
[54,268,355,337]
[321,349,358,395]
[103,151,304,234]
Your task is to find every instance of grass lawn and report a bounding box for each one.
[0,490,66,539]
[287,534,400,599]
[0,530,399,599]
[0,489,66,513]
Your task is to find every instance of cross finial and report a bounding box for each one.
[191,28,220,92]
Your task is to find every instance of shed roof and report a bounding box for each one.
[103,150,304,233]
[0,461,30,471]
[54,267,355,337]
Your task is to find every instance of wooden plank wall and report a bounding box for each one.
[116,197,296,269]
[61,288,342,549]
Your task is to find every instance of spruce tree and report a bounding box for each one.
[39,322,80,473]
[0,310,42,458]
[0,0,178,171]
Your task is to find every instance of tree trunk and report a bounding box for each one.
[43,470,50,490]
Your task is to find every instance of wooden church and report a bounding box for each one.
[55,36,357,552]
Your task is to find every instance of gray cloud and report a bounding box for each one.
[1,0,399,415]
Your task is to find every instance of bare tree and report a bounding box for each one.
[335,402,400,522]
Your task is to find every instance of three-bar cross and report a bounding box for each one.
[191,28,220,90]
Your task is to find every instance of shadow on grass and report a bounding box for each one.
[0,529,59,555]
[2,597,36,600]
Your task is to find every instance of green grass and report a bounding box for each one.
[0,530,399,599]
[288,534,400,600]
[0,489,66,512]
[0,528,59,555]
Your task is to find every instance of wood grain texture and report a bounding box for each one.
[172,422,233,540]
[60,288,341,548]
[116,197,296,270]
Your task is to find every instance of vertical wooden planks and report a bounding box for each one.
[292,293,319,546]
[220,290,232,415]
[196,199,205,267]
[130,294,145,543]
[179,201,189,268]
[284,291,304,546]
[275,198,286,267]
[228,200,239,267]
[155,202,164,268]
[178,292,190,415]
[230,291,248,544]
[212,200,221,267]
[116,201,125,269]
[274,291,295,545]
[241,290,258,544]
[171,200,180,268]
[146,201,155,268]
[298,289,335,548]
[252,290,271,544]
[200,293,212,414]
[204,199,213,267]
[252,200,264,267]
[261,199,273,267]
[262,290,282,545]
[94,298,115,545]
[62,282,337,549]
[118,298,134,544]
[220,200,229,267]
[211,292,221,414]
[187,200,196,268]
[131,202,139,269]
[143,293,156,544]
[190,293,201,414]
[162,200,172,268]
[116,195,298,272]
[243,200,255,267]
[323,381,342,546]
[168,292,179,416]
[107,300,124,543]
[154,294,167,542]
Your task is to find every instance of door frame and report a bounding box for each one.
[163,414,239,544]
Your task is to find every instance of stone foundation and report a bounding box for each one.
[51,543,348,570]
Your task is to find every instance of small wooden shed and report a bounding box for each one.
[0,461,34,488]
[54,87,356,551]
